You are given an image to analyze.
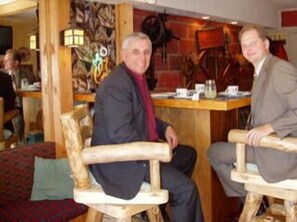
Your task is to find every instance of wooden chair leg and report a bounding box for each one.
[284,200,297,222]
[239,192,263,222]
[85,207,103,222]
[146,206,164,222]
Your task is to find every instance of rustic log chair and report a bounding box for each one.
[228,129,297,222]
[0,97,20,150]
[60,104,172,222]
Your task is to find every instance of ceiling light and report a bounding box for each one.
[0,0,16,6]
[202,16,210,20]
[230,21,238,25]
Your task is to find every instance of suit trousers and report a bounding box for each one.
[207,142,256,197]
[144,144,204,222]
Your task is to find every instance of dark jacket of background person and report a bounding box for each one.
[0,71,16,132]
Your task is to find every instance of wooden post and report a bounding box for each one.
[38,0,73,157]
[116,3,133,64]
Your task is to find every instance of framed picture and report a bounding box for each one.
[195,27,225,51]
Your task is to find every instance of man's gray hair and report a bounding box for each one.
[121,32,152,50]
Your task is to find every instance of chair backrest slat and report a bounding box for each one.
[60,104,91,189]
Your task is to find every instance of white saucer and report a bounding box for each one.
[151,92,176,98]
[219,91,251,97]
[174,95,193,99]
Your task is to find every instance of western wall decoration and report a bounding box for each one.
[70,0,116,92]
[181,27,235,91]
[141,12,180,90]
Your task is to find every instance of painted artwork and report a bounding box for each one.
[70,0,116,92]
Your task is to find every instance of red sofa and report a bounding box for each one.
[0,142,88,221]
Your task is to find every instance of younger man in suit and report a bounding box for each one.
[207,25,297,200]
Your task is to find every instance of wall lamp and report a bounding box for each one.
[29,30,40,51]
[63,22,84,48]
[29,33,37,50]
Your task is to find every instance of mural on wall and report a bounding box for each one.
[70,0,116,92]
[180,27,235,91]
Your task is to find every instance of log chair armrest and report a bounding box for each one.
[82,142,172,164]
[228,129,297,153]
[228,129,297,173]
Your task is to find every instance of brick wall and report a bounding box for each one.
[133,9,252,91]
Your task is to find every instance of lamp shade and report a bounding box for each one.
[64,27,84,48]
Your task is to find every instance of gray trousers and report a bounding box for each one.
[207,142,256,197]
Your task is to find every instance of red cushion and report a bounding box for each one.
[0,142,55,204]
[0,199,87,221]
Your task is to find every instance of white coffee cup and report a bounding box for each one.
[195,84,205,93]
[176,88,188,97]
[225,85,239,95]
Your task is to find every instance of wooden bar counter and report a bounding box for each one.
[17,90,250,221]
[153,96,250,222]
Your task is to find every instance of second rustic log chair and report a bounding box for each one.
[228,129,297,222]
[0,97,20,150]
[60,104,171,222]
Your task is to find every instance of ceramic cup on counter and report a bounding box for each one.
[225,85,239,95]
[195,83,205,93]
[176,88,188,97]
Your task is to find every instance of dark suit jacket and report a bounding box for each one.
[90,63,169,199]
[251,53,297,182]
[0,71,16,131]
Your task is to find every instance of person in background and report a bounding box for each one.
[0,70,16,139]
[3,49,35,144]
[90,32,204,222]
[207,24,297,218]
[3,49,36,90]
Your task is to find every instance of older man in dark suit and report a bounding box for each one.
[90,32,204,222]
[207,25,297,202]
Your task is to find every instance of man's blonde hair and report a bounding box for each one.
[239,25,268,42]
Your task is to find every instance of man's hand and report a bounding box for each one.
[165,126,179,149]
[246,124,274,147]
